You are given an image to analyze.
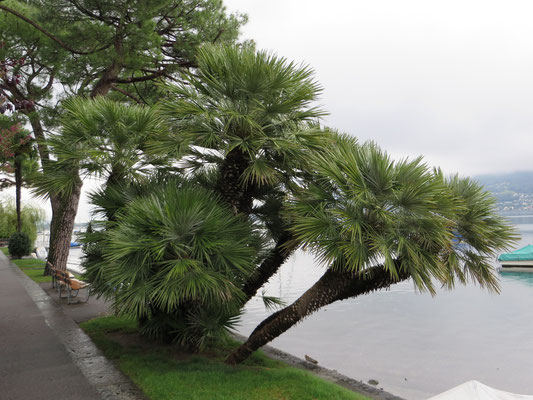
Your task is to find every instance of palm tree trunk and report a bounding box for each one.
[225,264,410,365]
[217,147,253,215]
[241,230,297,301]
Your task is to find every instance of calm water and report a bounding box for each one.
[239,215,533,399]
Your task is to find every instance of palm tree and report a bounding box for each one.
[78,44,331,346]
[154,44,329,299]
[73,45,515,361]
[32,96,165,271]
[84,179,261,348]
[157,45,327,209]
[225,136,517,364]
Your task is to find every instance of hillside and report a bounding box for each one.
[475,171,533,212]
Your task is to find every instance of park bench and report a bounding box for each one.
[47,261,91,304]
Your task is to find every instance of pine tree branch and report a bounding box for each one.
[110,84,143,104]
[0,3,110,55]
[114,72,165,84]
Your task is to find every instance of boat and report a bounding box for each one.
[498,244,533,272]
[428,380,533,399]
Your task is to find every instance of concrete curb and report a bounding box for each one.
[5,254,146,400]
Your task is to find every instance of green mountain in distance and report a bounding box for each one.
[475,171,533,212]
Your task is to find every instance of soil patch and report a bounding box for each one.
[107,331,195,361]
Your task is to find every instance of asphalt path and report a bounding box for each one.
[0,251,145,400]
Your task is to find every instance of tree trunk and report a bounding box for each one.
[216,148,298,305]
[90,62,122,97]
[28,110,84,275]
[90,40,123,97]
[27,109,50,164]
[217,147,253,215]
[14,156,22,233]
[225,264,410,365]
[46,177,82,271]
[241,230,297,302]
[39,60,117,273]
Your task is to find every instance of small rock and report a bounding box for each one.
[305,354,318,364]
[368,379,379,386]
[404,378,408,381]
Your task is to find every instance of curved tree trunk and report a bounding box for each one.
[241,229,297,302]
[27,110,50,163]
[46,179,82,271]
[225,264,410,365]
[216,148,298,305]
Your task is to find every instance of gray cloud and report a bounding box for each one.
[225,0,533,175]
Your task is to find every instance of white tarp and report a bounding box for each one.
[35,247,48,260]
[428,381,533,400]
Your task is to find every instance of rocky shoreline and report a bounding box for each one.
[233,333,404,400]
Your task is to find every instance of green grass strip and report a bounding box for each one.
[1,246,83,283]
[1,247,52,283]
[81,316,370,400]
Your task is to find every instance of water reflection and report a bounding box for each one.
[500,270,533,287]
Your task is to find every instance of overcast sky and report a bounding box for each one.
[6,0,533,222]
[224,0,533,176]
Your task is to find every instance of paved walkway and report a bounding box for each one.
[0,252,145,400]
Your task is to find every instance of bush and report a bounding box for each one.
[83,181,259,349]
[8,232,32,259]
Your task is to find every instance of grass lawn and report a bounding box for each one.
[1,247,83,283]
[1,247,52,283]
[81,316,371,400]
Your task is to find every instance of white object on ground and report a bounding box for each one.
[428,381,533,400]
[35,247,48,260]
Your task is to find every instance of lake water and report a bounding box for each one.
[239,215,533,399]
[63,215,533,399]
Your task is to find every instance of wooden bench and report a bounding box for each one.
[47,261,90,304]
[47,261,71,289]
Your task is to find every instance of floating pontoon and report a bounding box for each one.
[498,245,533,272]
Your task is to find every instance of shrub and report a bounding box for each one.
[83,181,259,349]
[8,232,32,259]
